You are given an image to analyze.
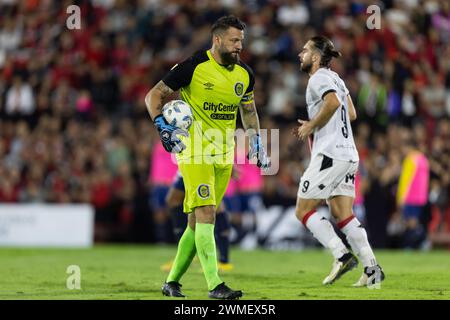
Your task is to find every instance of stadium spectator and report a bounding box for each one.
[0,0,448,249]
[5,75,35,118]
[427,118,450,241]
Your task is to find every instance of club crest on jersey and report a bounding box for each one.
[197,184,210,199]
[234,82,244,97]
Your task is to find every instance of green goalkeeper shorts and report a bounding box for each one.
[178,159,233,214]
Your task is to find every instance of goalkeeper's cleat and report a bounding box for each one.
[353,265,385,288]
[208,282,243,300]
[323,252,358,285]
[160,260,173,272]
[218,262,234,272]
[162,281,185,298]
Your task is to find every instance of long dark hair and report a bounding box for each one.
[310,36,342,68]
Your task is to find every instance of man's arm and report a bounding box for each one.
[145,80,188,153]
[145,80,174,121]
[239,100,260,133]
[347,94,357,121]
[309,92,341,129]
[296,92,340,140]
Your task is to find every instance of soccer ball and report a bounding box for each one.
[162,100,194,131]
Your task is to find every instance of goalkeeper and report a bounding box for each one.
[145,15,270,300]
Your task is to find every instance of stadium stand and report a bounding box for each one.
[0,0,448,248]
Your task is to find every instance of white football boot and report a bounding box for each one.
[353,265,385,288]
[323,252,359,285]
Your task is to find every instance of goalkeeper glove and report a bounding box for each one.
[153,115,188,153]
[247,134,271,170]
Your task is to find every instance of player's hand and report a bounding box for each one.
[153,115,188,153]
[294,119,314,141]
[247,134,271,171]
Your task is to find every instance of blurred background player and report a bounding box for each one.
[353,161,369,226]
[232,142,265,249]
[148,141,178,243]
[294,36,384,288]
[223,165,244,245]
[396,133,430,249]
[161,170,234,272]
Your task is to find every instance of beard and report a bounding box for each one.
[220,50,240,65]
[301,60,312,73]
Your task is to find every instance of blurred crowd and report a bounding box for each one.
[0,0,449,247]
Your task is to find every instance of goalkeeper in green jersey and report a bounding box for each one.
[145,15,270,299]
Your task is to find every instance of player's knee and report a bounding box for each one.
[188,213,196,231]
[194,205,216,224]
[230,214,241,224]
[166,196,177,209]
[165,189,174,206]
[295,205,311,221]
[295,208,305,221]
[295,206,319,226]
[166,190,184,209]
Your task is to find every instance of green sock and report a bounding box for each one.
[167,226,196,283]
[195,223,223,291]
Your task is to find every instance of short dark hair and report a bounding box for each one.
[310,35,342,68]
[211,15,246,36]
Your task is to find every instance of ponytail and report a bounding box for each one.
[330,49,342,58]
[310,35,341,67]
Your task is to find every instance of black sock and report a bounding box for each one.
[170,205,187,242]
[230,215,245,244]
[402,225,426,249]
[215,211,230,263]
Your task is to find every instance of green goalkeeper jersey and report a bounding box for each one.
[162,50,254,163]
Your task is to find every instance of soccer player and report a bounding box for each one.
[293,36,385,287]
[396,135,429,249]
[149,142,179,243]
[231,143,264,248]
[145,15,270,299]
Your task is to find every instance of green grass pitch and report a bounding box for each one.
[0,245,449,300]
